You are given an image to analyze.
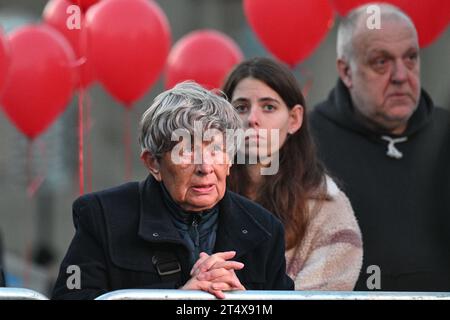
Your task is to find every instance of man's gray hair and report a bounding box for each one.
[139,81,242,157]
[336,3,417,64]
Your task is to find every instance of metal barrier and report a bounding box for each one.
[95,289,450,300]
[0,287,49,300]
[1,287,449,300]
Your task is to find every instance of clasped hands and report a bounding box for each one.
[181,251,245,299]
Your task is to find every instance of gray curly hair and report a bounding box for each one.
[138,81,242,157]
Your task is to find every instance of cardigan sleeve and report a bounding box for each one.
[287,190,363,291]
[266,219,295,290]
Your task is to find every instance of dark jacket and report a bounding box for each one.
[52,176,294,299]
[310,80,450,291]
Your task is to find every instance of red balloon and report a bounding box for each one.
[0,29,10,93]
[391,0,450,48]
[329,0,450,48]
[165,30,243,90]
[69,0,100,12]
[0,25,75,139]
[85,0,171,107]
[43,0,94,88]
[328,0,366,16]
[244,0,334,67]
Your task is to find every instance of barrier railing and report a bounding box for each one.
[1,287,449,300]
[0,288,49,300]
[95,289,450,300]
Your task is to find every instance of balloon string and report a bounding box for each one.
[78,88,85,195]
[86,91,93,193]
[124,108,133,180]
[26,139,46,198]
[26,139,32,195]
[23,140,33,287]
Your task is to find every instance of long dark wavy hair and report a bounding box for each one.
[222,57,327,250]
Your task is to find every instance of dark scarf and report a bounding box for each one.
[160,183,219,269]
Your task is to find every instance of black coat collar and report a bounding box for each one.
[137,175,270,260]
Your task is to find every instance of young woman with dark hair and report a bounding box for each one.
[222,57,363,290]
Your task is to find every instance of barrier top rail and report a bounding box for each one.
[0,288,49,300]
[95,289,450,300]
[2,288,449,300]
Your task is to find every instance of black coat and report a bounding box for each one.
[52,176,293,299]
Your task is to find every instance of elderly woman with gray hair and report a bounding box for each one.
[52,82,294,299]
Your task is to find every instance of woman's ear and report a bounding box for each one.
[288,104,304,135]
[141,151,162,181]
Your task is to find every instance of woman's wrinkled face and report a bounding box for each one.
[145,133,231,212]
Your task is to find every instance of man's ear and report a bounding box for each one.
[337,58,353,89]
[288,104,304,135]
[141,150,162,181]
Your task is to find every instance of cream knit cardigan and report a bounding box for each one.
[285,177,363,290]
